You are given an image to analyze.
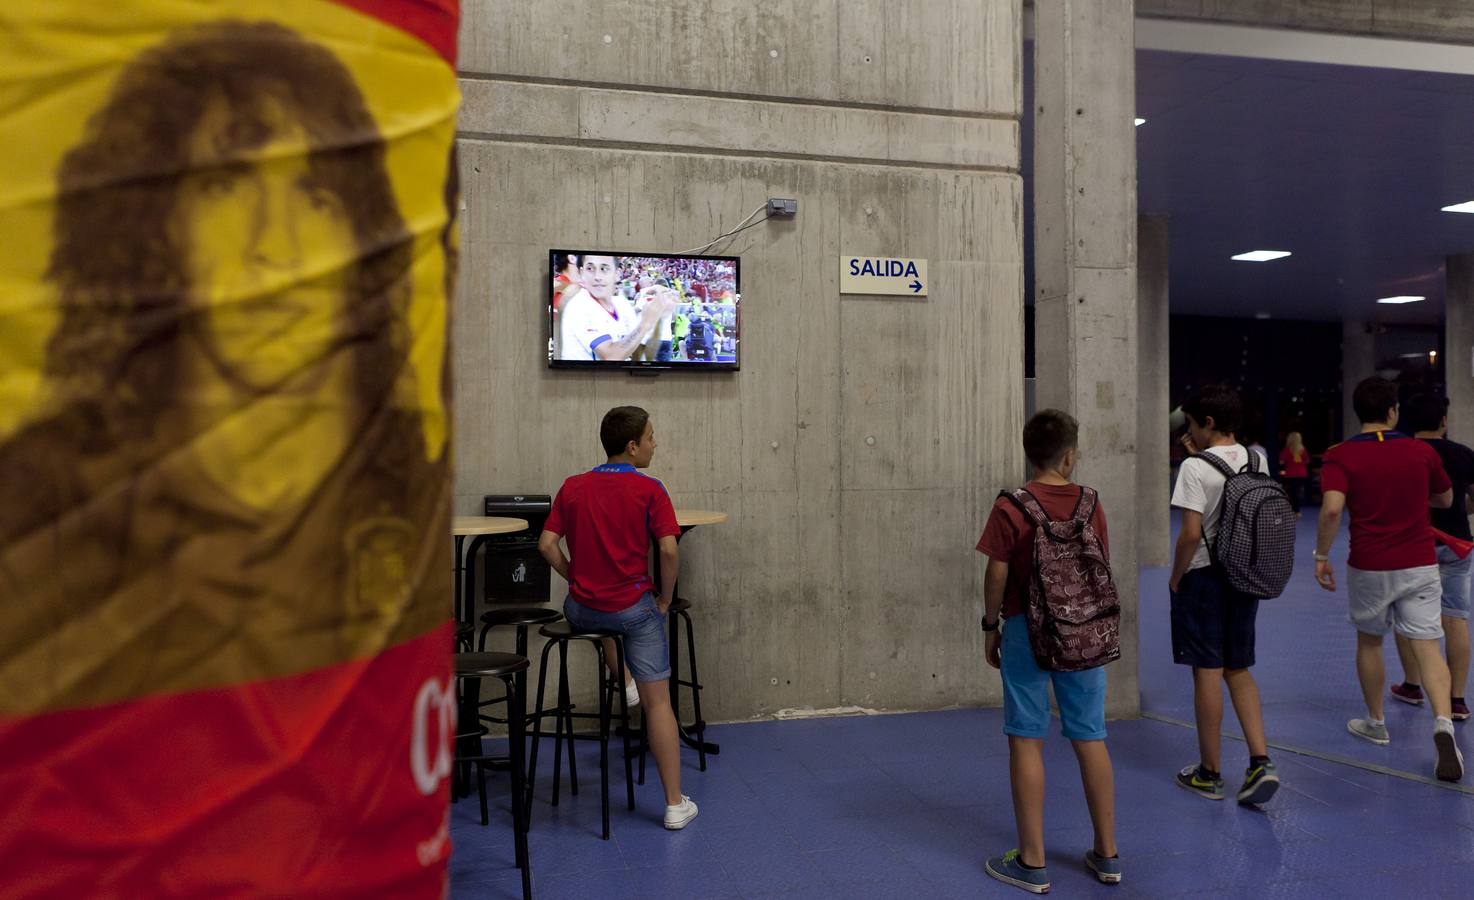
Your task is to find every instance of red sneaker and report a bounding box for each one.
[1453,699,1470,721]
[1391,682,1425,706]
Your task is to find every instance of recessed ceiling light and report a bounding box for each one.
[1376,295,1425,304]
[1231,250,1292,262]
[1134,117,1147,126]
[1442,201,1474,213]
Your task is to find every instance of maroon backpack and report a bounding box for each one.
[1004,487,1121,672]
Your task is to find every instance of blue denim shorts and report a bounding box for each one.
[1438,545,1472,620]
[1000,617,1108,741]
[562,592,671,681]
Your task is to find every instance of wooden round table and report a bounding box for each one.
[663,509,727,758]
[675,509,729,529]
[453,517,529,623]
[454,516,528,536]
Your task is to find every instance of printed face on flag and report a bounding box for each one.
[1,2,462,895]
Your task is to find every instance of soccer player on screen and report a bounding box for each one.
[560,255,676,362]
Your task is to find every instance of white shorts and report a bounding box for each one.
[1346,564,1444,640]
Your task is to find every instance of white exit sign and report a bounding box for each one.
[839,255,928,296]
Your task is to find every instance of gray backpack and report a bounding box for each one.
[1193,451,1296,599]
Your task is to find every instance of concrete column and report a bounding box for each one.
[1447,255,1474,442]
[1341,319,1376,437]
[1137,215,1170,567]
[1033,0,1139,716]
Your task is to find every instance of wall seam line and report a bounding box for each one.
[454,71,1020,122]
[454,132,1020,175]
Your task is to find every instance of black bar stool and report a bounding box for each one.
[479,607,563,657]
[638,596,710,785]
[454,651,531,900]
[525,622,635,840]
[478,607,563,724]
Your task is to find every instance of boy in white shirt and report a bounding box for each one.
[1168,385,1280,806]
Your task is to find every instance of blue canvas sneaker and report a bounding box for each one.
[1084,849,1122,884]
[986,849,1050,894]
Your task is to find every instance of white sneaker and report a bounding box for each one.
[663,795,698,830]
[625,679,641,709]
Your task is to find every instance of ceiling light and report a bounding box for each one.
[1442,201,1474,213]
[1231,250,1292,262]
[1376,295,1425,304]
[1134,117,1147,126]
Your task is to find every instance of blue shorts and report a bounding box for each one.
[1438,545,1472,620]
[1000,617,1108,741]
[563,592,671,681]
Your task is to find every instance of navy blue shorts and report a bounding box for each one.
[1171,567,1260,670]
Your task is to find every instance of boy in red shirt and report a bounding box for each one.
[537,406,698,828]
[1314,377,1462,781]
[977,410,1120,893]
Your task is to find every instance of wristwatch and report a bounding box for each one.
[980,617,999,632]
[1312,552,1330,562]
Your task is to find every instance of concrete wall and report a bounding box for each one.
[1138,216,1171,568]
[1032,0,1140,717]
[1138,0,1474,44]
[454,1,1024,721]
[1447,255,1474,440]
[1342,319,1377,433]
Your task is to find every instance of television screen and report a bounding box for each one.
[549,250,740,370]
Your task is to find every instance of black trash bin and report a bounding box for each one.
[480,494,552,606]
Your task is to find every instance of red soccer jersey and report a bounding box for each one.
[544,464,681,612]
[976,482,1110,619]
[1320,431,1451,571]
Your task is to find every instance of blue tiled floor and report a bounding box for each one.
[451,712,1474,897]
[452,510,1474,897]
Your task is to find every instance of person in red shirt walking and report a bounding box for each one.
[538,406,698,829]
[1314,377,1463,781]
[1279,431,1311,516]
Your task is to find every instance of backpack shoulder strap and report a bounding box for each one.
[1072,486,1098,525]
[1192,451,1237,479]
[1246,451,1261,474]
[1003,488,1051,528]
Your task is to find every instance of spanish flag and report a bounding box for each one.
[0,2,460,896]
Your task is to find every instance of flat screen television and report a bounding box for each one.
[549,250,740,371]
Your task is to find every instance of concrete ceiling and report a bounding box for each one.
[1026,48,1474,325]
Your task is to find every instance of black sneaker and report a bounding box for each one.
[1237,760,1280,805]
[1176,764,1224,800]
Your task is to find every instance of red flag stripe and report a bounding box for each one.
[0,625,457,899]
[328,0,460,66]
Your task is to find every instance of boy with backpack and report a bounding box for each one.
[977,409,1121,893]
[1169,384,1291,805]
